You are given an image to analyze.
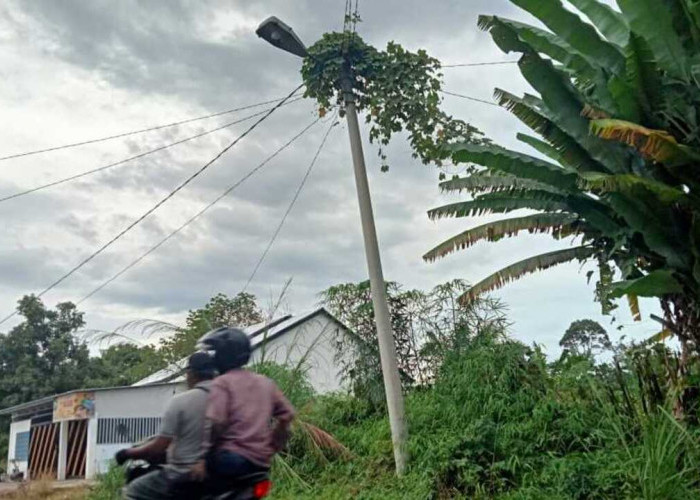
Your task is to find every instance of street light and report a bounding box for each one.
[257,17,408,475]
[255,17,308,58]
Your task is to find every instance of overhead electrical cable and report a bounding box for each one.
[0,94,301,162]
[0,84,303,327]
[76,116,322,306]
[0,97,304,204]
[442,61,518,68]
[242,112,339,293]
[441,89,500,107]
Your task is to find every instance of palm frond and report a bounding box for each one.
[567,0,630,46]
[579,172,687,204]
[517,52,631,173]
[295,421,352,460]
[428,191,570,220]
[459,246,596,304]
[449,143,579,191]
[478,15,598,85]
[509,0,625,73]
[440,173,563,195]
[516,133,566,166]
[423,213,579,262]
[626,33,663,123]
[590,118,700,167]
[617,0,690,78]
[494,88,605,173]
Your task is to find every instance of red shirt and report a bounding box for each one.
[204,369,295,467]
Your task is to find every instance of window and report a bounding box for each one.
[14,431,29,461]
[97,417,161,445]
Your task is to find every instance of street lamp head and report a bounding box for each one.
[256,16,308,58]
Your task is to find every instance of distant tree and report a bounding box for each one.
[87,343,166,388]
[0,295,91,463]
[158,292,263,364]
[560,319,612,359]
[0,295,90,408]
[321,280,509,407]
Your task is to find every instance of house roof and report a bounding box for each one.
[0,307,347,418]
[131,307,344,387]
[0,381,181,418]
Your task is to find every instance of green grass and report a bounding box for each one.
[91,334,700,499]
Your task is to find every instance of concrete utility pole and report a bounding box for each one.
[340,69,408,474]
[256,17,408,475]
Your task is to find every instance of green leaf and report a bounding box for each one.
[479,16,598,83]
[617,0,690,78]
[516,133,567,165]
[427,191,570,220]
[516,53,631,173]
[609,270,684,298]
[606,75,642,123]
[567,0,629,46]
[495,89,607,173]
[459,246,596,303]
[510,0,625,73]
[440,172,564,195]
[606,192,691,270]
[449,143,579,191]
[579,172,687,204]
[625,33,663,124]
[423,213,579,262]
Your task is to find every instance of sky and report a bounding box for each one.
[0,0,660,357]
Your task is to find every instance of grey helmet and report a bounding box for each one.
[198,326,251,373]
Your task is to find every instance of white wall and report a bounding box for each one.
[7,419,31,477]
[252,313,348,393]
[89,383,184,478]
[94,383,182,418]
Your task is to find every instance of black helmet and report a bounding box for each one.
[198,326,251,373]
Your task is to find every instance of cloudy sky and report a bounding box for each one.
[0,0,659,356]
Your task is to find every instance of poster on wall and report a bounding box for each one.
[53,392,95,421]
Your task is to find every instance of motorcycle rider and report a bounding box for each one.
[116,351,216,500]
[191,327,295,481]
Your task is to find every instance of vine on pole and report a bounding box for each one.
[301,31,486,174]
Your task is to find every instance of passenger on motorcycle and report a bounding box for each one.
[190,327,295,482]
[116,352,216,500]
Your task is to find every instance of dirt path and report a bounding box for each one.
[0,479,91,498]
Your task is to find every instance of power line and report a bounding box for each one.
[441,89,500,107]
[76,116,321,306]
[442,61,518,68]
[0,84,303,327]
[0,95,300,162]
[0,98,303,204]
[243,112,339,293]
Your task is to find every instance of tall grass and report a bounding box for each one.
[89,332,700,499]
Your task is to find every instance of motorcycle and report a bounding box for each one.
[123,460,272,500]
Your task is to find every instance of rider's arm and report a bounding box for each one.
[122,435,172,462]
[125,396,179,461]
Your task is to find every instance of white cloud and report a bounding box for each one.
[0,0,660,356]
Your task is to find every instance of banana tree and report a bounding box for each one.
[426,0,700,352]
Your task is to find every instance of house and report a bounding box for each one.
[0,307,349,480]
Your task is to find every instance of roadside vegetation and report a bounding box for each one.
[6,1,700,498]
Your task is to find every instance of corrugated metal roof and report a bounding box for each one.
[0,381,181,417]
[0,307,347,417]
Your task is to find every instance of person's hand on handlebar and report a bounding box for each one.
[114,448,131,466]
